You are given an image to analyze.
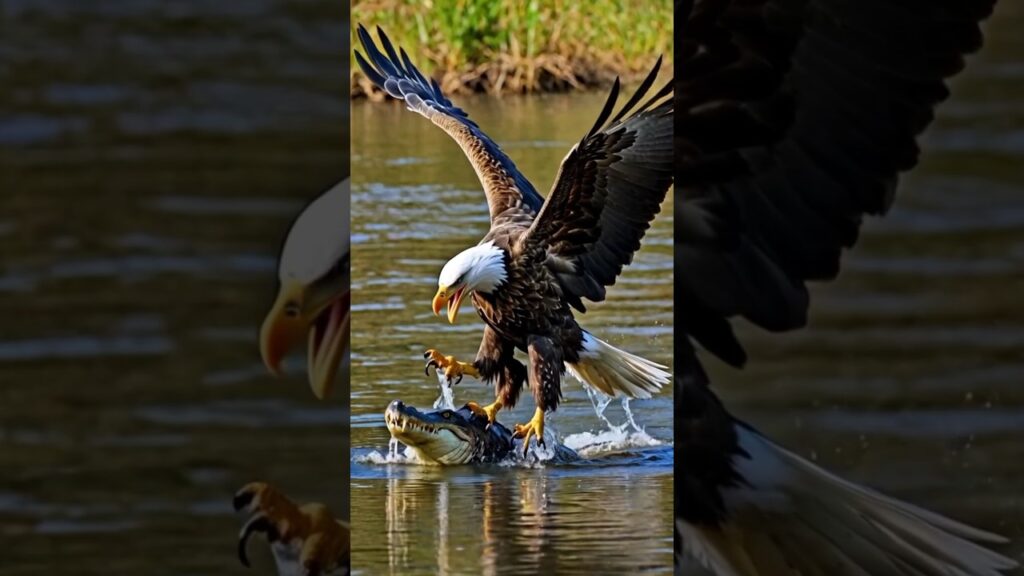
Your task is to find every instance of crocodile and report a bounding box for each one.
[384,400,578,465]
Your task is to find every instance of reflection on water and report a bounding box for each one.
[0,3,347,574]
[354,450,673,576]
[350,88,674,574]
[682,3,1024,574]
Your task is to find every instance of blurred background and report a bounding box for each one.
[0,2,348,574]
[687,2,1024,573]
[349,1,675,574]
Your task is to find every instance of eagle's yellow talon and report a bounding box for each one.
[467,400,503,426]
[233,482,349,574]
[512,407,546,456]
[423,348,479,383]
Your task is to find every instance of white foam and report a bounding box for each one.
[563,428,663,459]
[563,385,665,458]
[353,439,424,465]
[496,427,563,468]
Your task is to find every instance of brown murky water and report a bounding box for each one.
[349,90,675,575]
[682,3,1024,573]
[0,3,348,574]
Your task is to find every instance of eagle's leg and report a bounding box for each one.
[423,349,479,384]
[512,407,546,456]
[466,326,522,427]
[512,335,560,456]
[466,399,503,426]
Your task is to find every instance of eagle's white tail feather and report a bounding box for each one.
[565,332,670,399]
[682,427,1017,576]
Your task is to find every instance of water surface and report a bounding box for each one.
[0,4,348,574]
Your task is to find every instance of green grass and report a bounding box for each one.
[351,0,673,97]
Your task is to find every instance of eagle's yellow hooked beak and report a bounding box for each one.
[433,285,467,324]
[260,281,307,376]
[261,281,349,400]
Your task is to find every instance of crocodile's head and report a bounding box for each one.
[384,400,513,464]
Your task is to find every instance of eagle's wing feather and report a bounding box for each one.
[524,61,674,311]
[354,25,544,221]
[677,0,997,371]
[677,0,1002,565]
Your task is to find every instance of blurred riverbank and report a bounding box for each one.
[351,0,673,98]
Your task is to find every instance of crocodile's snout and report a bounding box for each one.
[384,401,507,464]
[383,400,578,465]
[385,400,404,426]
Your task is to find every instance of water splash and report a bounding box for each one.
[363,384,665,468]
[432,371,456,410]
[497,440,559,468]
[354,441,423,465]
[498,416,562,467]
[584,385,644,434]
[586,385,616,430]
[619,395,645,434]
[564,386,663,459]
[562,427,663,459]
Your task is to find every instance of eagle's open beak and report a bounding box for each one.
[260,281,349,400]
[433,285,467,324]
[307,291,349,400]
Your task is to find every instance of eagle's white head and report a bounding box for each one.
[260,180,351,400]
[432,241,507,323]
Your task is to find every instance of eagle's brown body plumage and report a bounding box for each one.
[470,226,583,413]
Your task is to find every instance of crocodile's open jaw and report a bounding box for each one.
[385,400,502,465]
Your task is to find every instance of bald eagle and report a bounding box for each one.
[260,180,350,400]
[678,0,1017,574]
[355,26,673,452]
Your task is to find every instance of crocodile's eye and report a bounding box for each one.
[442,411,452,419]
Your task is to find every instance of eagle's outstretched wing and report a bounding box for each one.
[525,61,674,311]
[678,0,997,370]
[354,25,544,221]
[677,0,1015,574]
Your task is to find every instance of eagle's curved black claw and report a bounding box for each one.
[454,374,463,385]
[238,513,278,568]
